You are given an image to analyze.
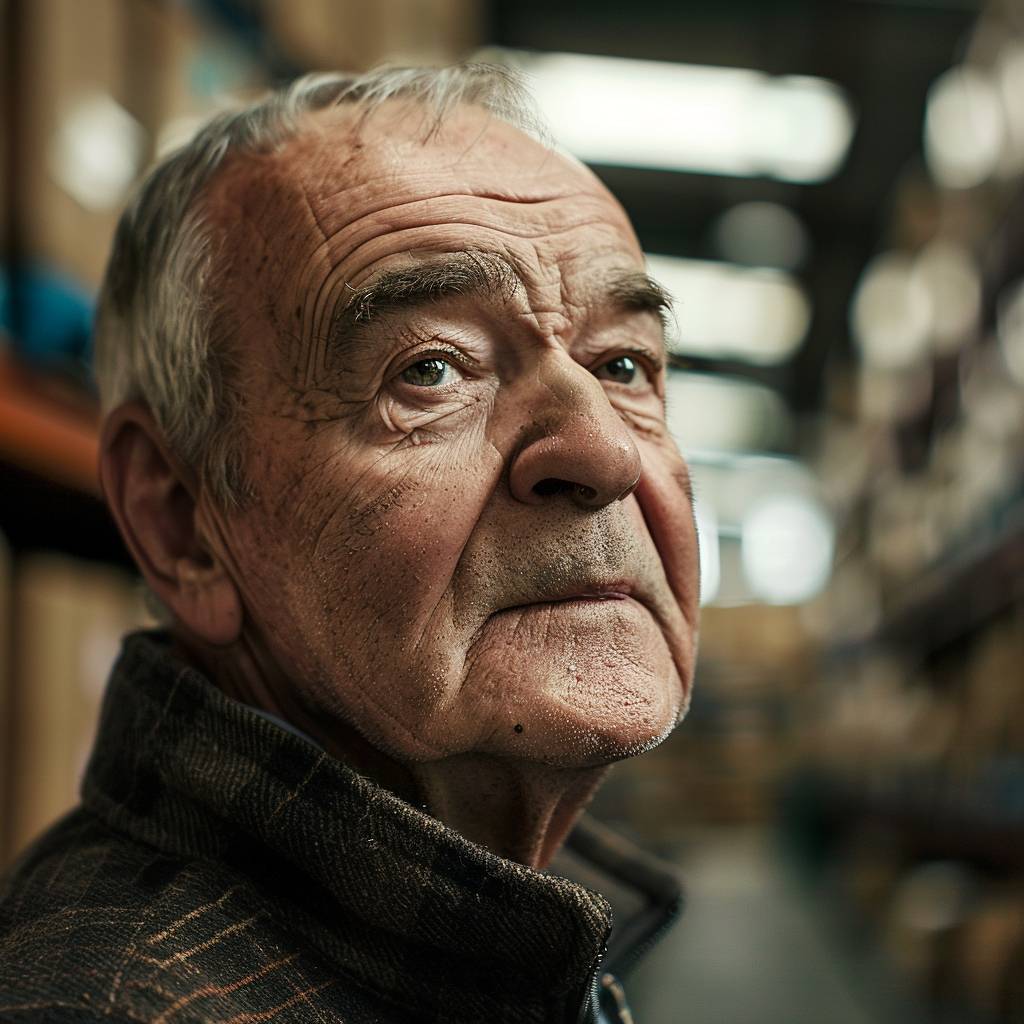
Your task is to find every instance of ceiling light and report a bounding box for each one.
[49,94,145,210]
[665,372,792,454]
[924,65,1004,189]
[911,241,980,354]
[851,251,931,370]
[647,253,811,364]
[741,493,834,605]
[487,49,855,183]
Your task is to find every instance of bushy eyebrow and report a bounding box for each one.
[329,251,522,344]
[607,271,673,324]
[327,252,673,353]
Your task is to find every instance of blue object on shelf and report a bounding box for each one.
[0,265,96,378]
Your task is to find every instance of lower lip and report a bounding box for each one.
[531,592,634,608]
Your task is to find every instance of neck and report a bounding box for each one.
[175,630,606,869]
[411,757,607,867]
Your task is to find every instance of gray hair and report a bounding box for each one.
[94,64,544,506]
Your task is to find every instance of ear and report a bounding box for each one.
[99,402,242,646]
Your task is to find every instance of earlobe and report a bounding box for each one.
[99,402,243,646]
[173,555,243,646]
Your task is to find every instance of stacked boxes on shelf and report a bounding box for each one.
[2,556,148,866]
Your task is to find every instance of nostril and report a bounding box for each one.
[531,478,599,503]
[533,478,568,497]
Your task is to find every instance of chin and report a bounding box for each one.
[462,598,690,767]
[487,673,686,770]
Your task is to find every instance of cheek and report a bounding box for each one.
[225,435,508,757]
[258,433,505,648]
[634,438,700,624]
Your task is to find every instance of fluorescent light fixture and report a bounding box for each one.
[665,372,792,454]
[647,253,811,364]
[487,49,855,182]
[741,493,834,605]
[687,454,832,606]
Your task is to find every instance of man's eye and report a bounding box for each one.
[400,357,456,387]
[595,355,645,386]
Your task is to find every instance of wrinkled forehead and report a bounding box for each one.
[203,99,632,258]
[292,99,564,189]
[200,100,644,383]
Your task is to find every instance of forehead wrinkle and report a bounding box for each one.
[307,187,582,237]
[312,211,626,314]
[291,200,619,378]
[303,263,360,385]
[206,159,346,389]
[303,191,620,265]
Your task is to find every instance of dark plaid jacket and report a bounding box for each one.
[0,632,681,1023]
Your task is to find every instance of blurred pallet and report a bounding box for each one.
[4,554,149,865]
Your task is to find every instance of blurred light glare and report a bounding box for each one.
[647,253,811,364]
[752,75,855,183]
[49,94,144,210]
[851,251,931,370]
[712,201,810,270]
[693,496,721,607]
[924,66,1004,189]
[912,241,980,354]
[492,50,855,182]
[741,493,835,605]
[665,372,792,453]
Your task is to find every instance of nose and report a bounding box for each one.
[508,355,643,510]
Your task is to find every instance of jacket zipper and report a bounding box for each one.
[571,921,609,1024]
[573,966,603,1024]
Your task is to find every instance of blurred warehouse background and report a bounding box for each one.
[2,0,1024,1021]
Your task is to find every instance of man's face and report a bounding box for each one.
[206,102,699,769]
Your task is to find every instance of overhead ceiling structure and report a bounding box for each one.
[487,0,980,426]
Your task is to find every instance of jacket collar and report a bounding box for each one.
[83,631,679,1021]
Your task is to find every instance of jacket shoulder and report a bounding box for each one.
[0,810,377,1023]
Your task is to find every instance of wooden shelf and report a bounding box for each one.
[0,352,99,496]
[878,496,1024,659]
[0,353,130,565]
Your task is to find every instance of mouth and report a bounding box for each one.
[503,582,638,612]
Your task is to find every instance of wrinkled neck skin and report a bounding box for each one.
[176,629,607,869]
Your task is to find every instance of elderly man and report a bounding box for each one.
[0,66,699,1022]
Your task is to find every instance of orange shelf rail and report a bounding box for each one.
[0,353,100,495]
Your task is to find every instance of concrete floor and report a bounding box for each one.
[624,828,927,1024]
